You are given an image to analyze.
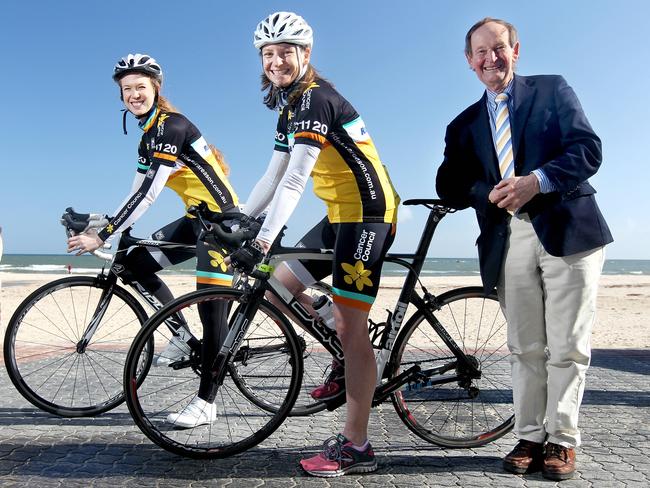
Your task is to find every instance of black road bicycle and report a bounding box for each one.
[3,208,209,417]
[123,199,514,459]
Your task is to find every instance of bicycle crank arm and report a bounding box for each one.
[322,366,423,411]
[398,373,466,392]
[372,364,422,406]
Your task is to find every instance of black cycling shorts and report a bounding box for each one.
[287,217,395,312]
[132,215,233,287]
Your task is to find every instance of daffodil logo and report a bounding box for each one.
[342,260,373,291]
[208,250,228,272]
[105,224,114,234]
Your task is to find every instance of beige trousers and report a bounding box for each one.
[498,213,604,447]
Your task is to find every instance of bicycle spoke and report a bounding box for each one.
[5,277,148,416]
[124,289,302,458]
[390,288,514,448]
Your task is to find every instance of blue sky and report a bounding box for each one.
[1,0,648,258]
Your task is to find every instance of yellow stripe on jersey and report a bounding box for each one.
[154,152,177,162]
[295,131,327,145]
[196,276,233,286]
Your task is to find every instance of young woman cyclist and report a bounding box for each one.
[67,53,239,428]
[229,12,400,477]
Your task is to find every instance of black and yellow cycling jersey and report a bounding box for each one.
[274,78,399,224]
[98,107,238,242]
[139,109,238,214]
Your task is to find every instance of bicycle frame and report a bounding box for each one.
[215,200,483,407]
[76,228,196,349]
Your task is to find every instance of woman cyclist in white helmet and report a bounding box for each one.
[230,11,400,477]
[67,53,240,428]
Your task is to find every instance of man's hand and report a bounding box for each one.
[67,233,104,255]
[228,240,267,273]
[489,174,540,212]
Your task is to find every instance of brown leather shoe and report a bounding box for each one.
[542,443,576,480]
[503,440,545,474]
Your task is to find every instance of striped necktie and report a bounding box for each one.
[495,93,514,180]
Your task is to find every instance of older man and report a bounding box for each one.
[436,18,612,480]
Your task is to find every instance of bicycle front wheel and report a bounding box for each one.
[389,286,514,448]
[124,288,303,459]
[3,275,151,416]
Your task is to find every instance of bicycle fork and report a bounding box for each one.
[209,293,262,388]
[76,276,116,353]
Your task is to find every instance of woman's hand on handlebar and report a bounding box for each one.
[224,239,270,272]
[67,233,104,256]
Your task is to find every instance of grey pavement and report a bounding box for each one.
[1,348,649,487]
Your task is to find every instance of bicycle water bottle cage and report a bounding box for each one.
[368,314,390,349]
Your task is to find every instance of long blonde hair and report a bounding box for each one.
[120,75,229,175]
[261,64,323,109]
[117,75,180,112]
[209,144,230,176]
[151,79,180,113]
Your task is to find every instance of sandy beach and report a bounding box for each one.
[1,272,648,349]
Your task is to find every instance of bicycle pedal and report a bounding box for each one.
[323,390,347,411]
[170,359,192,370]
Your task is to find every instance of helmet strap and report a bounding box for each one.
[121,109,128,135]
[121,91,159,135]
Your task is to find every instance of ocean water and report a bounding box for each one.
[1,254,648,277]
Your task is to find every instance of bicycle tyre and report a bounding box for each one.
[3,275,151,417]
[388,286,514,448]
[228,281,336,417]
[124,288,303,459]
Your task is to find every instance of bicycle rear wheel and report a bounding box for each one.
[389,286,514,448]
[3,275,151,416]
[124,288,303,459]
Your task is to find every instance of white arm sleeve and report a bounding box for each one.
[108,164,174,235]
[110,171,146,214]
[256,144,321,245]
[243,150,290,218]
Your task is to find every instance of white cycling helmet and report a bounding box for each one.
[113,53,163,83]
[253,11,313,50]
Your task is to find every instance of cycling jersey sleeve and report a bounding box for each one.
[256,144,321,245]
[97,161,173,241]
[150,114,189,167]
[243,150,290,218]
[291,86,336,149]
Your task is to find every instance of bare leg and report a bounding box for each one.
[335,303,375,446]
[269,264,374,445]
[265,263,318,326]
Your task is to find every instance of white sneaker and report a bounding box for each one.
[166,397,217,428]
[153,335,192,367]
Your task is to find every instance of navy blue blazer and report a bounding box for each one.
[436,74,613,291]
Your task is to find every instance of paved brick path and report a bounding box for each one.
[1,348,648,487]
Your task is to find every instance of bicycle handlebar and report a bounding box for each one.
[61,207,110,232]
[61,207,113,261]
[187,203,261,251]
